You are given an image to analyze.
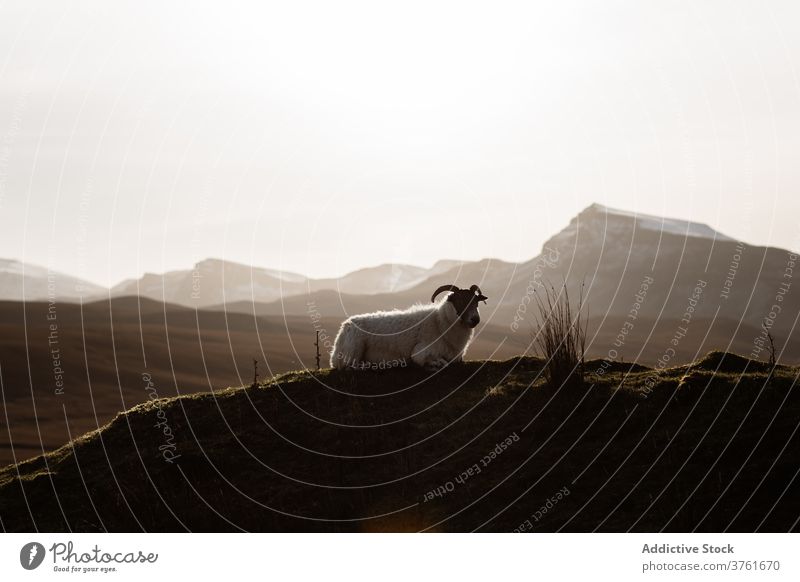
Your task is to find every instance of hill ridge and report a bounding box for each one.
[2,352,798,532]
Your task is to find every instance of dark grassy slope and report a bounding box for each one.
[1,352,798,532]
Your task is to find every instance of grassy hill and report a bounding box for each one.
[1,352,798,532]
[0,298,528,465]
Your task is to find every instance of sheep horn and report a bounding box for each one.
[469,284,488,303]
[431,284,460,302]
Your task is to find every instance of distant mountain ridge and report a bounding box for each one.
[524,203,788,327]
[199,203,798,363]
[0,258,105,302]
[107,257,467,308]
[0,255,467,306]
[3,204,797,347]
[546,203,736,246]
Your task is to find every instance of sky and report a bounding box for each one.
[0,0,799,287]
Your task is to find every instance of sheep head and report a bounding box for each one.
[431,284,488,328]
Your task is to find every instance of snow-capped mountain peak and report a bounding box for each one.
[588,203,734,241]
[544,203,735,252]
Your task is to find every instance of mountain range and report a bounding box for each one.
[3,203,799,466]
[0,258,105,302]
[133,204,797,343]
[5,203,798,347]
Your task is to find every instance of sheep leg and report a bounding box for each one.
[411,342,434,368]
[331,323,366,370]
[412,343,450,370]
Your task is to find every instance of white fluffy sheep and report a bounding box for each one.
[330,284,488,370]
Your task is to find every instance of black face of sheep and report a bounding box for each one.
[431,284,488,328]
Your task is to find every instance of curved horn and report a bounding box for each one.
[431,284,460,302]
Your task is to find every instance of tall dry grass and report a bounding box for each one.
[532,283,587,388]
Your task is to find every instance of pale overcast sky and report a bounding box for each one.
[1,1,799,286]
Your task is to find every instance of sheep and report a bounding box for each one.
[330,284,488,370]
